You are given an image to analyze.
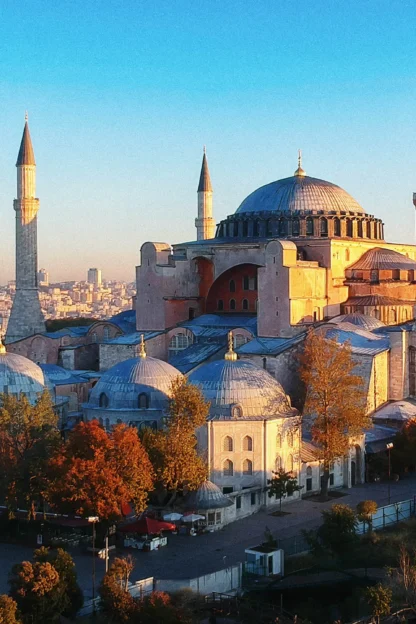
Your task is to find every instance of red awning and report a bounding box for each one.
[119,516,176,534]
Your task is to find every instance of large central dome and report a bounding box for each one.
[236,175,364,215]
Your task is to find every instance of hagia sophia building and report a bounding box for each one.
[4,119,416,525]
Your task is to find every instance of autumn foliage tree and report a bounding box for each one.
[0,594,21,624]
[46,420,154,521]
[0,392,59,518]
[142,377,209,505]
[300,330,370,496]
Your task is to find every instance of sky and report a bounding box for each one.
[0,0,415,283]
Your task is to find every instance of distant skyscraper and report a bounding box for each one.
[87,268,102,287]
[38,268,49,286]
[5,117,46,344]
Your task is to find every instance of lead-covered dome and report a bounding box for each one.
[331,313,385,331]
[188,358,295,420]
[87,355,181,410]
[236,175,364,215]
[0,348,52,404]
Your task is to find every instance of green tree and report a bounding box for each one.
[142,377,209,505]
[300,330,370,496]
[365,583,392,623]
[318,503,358,557]
[357,500,378,533]
[0,392,59,518]
[33,547,83,617]
[9,560,63,624]
[0,595,21,624]
[267,468,302,513]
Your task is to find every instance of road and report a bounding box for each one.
[1,476,415,599]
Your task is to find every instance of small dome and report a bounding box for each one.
[348,247,416,271]
[0,350,51,404]
[188,358,293,420]
[184,480,233,510]
[331,313,385,331]
[236,175,364,215]
[87,356,181,410]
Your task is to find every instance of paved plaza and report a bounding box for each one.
[1,476,416,599]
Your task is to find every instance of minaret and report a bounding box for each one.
[195,147,215,240]
[5,116,46,344]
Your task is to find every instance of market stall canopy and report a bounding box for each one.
[119,516,176,534]
[182,514,205,523]
[163,512,183,522]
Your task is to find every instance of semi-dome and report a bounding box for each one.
[188,357,294,420]
[0,346,52,404]
[87,354,181,411]
[330,313,385,331]
[236,174,364,216]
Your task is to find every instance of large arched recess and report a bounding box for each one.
[206,263,261,314]
[193,257,215,314]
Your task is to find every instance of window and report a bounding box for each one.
[320,218,328,236]
[306,217,313,236]
[223,436,233,452]
[288,454,294,473]
[217,299,224,311]
[287,431,294,447]
[215,511,221,524]
[103,327,110,340]
[279,219,286,236]
[306,477,313,492]
[275,455,281,471]
[370,270,378,283]
[243,276,249,290]
[346,220,353,237]
[208,512,215,526]
[267,220,273,236]
[357,221,363,238]
[242,221,248,237]
[292,219,300,236]
[229,279,236,292]
[223,460,234,476]
[232,405,243,419]
[306,466,312,477]
[251,492,256,506]
[242,298,249,311]
[138,393,149,409]
[243,435,253,451]
[334,218,341,236]
[99,393,109,408]
[392,269,400,281]
[168,332,190,357]
[236,496,241,509]
[223,486,233,494]
[230,299,236,311]
[253,221,259,237]
[276,433,282,448]
[105,417,110,430]
[243,459,253,475]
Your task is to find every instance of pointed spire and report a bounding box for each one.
[224,331,237,361]
[139,334,147,358]
[16,116,36,167]
[197,148,213,193]
[294,148,305,177]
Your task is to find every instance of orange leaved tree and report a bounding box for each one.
[300,330,370,496]
[46,420,154,521]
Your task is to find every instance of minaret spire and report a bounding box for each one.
[5,118,46,345]
[195,147,215,240]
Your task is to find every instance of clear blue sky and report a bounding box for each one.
[0,0,415,282]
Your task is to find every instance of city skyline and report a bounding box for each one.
[0,1,416,283]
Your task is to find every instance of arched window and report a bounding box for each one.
[232,405,243,419]
[99,393,109,408]
[223,459,234,476]
[234,333,247,348]
[320,218,328,236]
[346,219,353,237]
[275,456,281,471]
[105,417,110,430]
[288,454,295,473]
[366,221,372,238]
[229,299,236,311]
[306,466,312,477]
[357,221,363,238]
[390,309,397,323]
[217,299,224,311]
[243,275,249,290]
[229,279,236,292]
[243,459,253,475]
[292,219,300,236]
[276,433,282,448]
[138,393,149,409]
[169,333,190,357]
[306,217,313,236]
[279,219,286,236]
[223,436,233,452]
[242,298,249,311]
[99,417,104,426]
[243,435,253,451]
[334,217,341,236]
[287,431,294,447]
[103,327,110,340]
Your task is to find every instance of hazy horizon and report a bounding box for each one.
[1,1,416,283]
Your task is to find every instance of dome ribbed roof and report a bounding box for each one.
[348,248,416,271]
[236,175,364,215]
[331,313,385,331]
[184,480,233,510]
[188,359,294,420]
[0,352,50,403]
[87,356,181,410]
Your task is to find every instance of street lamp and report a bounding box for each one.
[386,443,394,504]
[88,516,99,612]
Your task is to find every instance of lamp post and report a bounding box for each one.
[88,516,99,612]
[386,443,394,504]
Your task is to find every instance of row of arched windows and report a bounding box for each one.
[217,299,258,312]
[98,392,150,409]
[275,454,296,473]
[223,435,253,452]
[276,431,294,448]
[223,458,253,476]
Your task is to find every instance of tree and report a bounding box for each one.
[357,500,378,533]
[33,547,83,617]
[318,503,358,557]
[46,421,154,522]
[300,330,370,496]
[365,583,392,623]
[267,468,302,513]
[9,561,63,624]
[0,595,21,624]
[99,557,136,624]
[390,419,416,475]
[0,392,59,518]
[142,377,209,505]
